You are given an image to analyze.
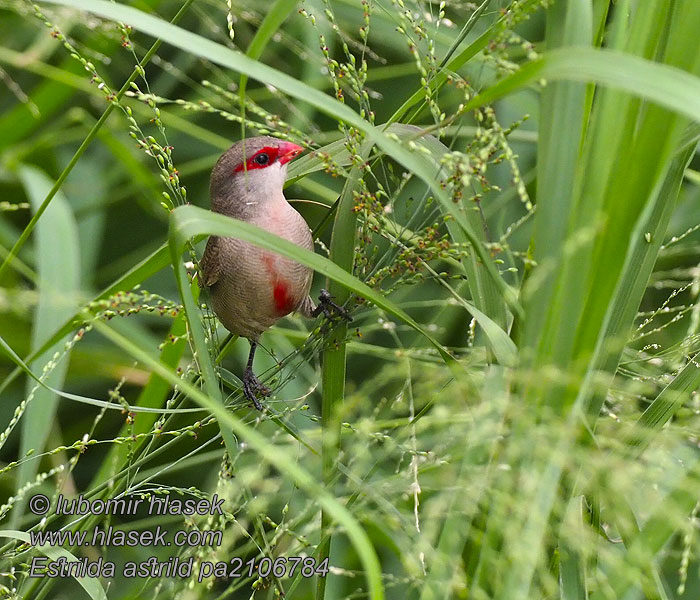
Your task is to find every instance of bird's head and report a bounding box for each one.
[210,136,304,215]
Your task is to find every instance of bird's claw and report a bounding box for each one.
[314,289,353,322]
[242,367,270,411]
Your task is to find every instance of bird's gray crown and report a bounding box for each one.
[209,136,289,218]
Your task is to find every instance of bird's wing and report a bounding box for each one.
[199,235,222,288]
[298,295,316,318]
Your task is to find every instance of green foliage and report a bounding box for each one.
[1,1,700,600]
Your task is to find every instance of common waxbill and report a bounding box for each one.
[199,136,350,409]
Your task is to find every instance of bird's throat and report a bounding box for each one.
[212,164,288,219]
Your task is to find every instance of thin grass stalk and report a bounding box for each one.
[317,157,366,600]
[10,166,80,528]
[0,0,196,281]
[520,0,592,375]
[92,320,386,600]
[238,0,297,102]
[580,127,700,422]
[42,0,522,319]
[0,244,170,399]
[168,252,238,459]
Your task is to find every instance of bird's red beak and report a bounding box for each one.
[278,142,304,165]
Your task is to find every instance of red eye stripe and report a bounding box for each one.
[233,146,280,173]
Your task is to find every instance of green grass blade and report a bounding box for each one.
[169,204,458,366]
[0,244,170,399]
[461,47,700,122]
[0,0,196,281]
[0,530,107,600]
[559,496,588,600]
[566,2,700,403]
[12,165,80,527]
[91,319,386,600]
[317,151,367,600]
[40,0,520,317]
[238,0,297,101]
[521,0,591,358]
[579,126,700,420]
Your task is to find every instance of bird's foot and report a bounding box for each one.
[312,289,353,322]
[242,367,270,411]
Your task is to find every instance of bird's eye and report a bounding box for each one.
[253,153,269,165]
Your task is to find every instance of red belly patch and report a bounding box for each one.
[273,282,295,314]
[263,253,296,315]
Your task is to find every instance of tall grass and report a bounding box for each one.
[1,1,700,599]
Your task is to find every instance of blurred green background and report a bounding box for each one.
[2,1,700,599]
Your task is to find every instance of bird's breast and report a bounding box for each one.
[209,200,313,338]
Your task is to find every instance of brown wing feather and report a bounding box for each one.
[298,295,316,318]
[199,235,222,288]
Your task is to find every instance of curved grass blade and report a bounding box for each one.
[12,165,80,527]
[92,319,386,600]
[461,46,700,121]
[39,0,520,317]
[238,0,297,102]
[169,205,457,367]
[0,334,205,414]
[0,244,170,399]
[0,530,107,600]
[0,0,196,282]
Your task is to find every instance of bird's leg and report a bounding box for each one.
[242,340,271,411]
[312,289,353,322]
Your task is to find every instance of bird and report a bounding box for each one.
[199,136,351,409]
